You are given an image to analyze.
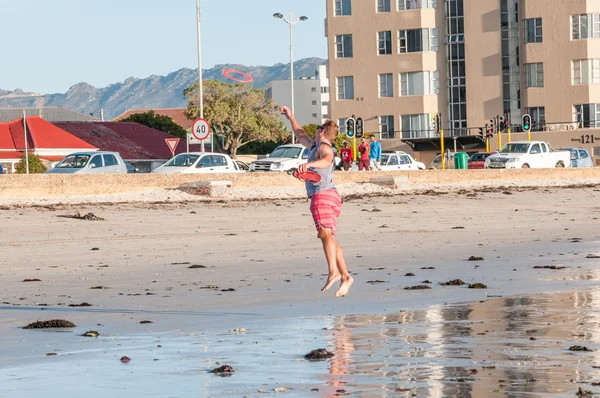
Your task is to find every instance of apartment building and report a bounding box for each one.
[325,0,600,161]
[265,65,330,128]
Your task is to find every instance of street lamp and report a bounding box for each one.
[273,12,308,144]
[196,0,206,152]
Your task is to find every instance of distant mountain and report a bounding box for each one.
[0,57,326,120]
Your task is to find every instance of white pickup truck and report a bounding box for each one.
[485,141,571,169]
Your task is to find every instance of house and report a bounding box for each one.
[54,122,206,173]
[0,117,97,173]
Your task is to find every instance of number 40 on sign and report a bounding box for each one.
[192,118,211,141]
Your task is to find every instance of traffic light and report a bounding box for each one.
[346,118,356,138]
[503,113,510,132]
[485,123,493,138]
[431,113,441,134]
[355,117,364,138]
[478,127,484,140]
[522,114,531,132]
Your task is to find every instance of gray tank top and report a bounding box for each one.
[305,140,336,198]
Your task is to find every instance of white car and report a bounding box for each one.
[485,141,571,169]
[151,153,244,174]
[249,144,309,172]
[350,151,425,171]
[45,151,127,174]
[380,151,425,171]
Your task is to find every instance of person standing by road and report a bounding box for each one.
[358,138,370,171]
[340,141,353,171]
[280,106,354,297]
[369,135,382,171]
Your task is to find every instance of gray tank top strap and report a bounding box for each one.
[305,140,336,198]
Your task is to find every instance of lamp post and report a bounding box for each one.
[196,0,205,152]
[273,12,308,145]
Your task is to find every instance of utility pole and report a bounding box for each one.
[196,0,205,152]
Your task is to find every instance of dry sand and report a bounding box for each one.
[1,184,600,397]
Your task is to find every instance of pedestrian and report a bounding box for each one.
[358,138,370,171]
[280,106,353,297]
[340,141,353,171]
[369,135,382,171]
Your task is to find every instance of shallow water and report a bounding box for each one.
[2,290,600,398]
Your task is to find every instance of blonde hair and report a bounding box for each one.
[321,120,339,142]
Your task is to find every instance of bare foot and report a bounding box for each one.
[321,274,341,292]
[335,276,354,297]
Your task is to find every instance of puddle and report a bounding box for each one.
[1,290,600,397]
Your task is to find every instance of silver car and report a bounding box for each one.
[558,148,594,168]
[45,151,127,174]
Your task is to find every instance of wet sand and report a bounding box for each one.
[1,185,600,397]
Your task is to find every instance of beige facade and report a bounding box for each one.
[325,0,600,164]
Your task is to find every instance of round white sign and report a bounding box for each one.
[192,118,211,141]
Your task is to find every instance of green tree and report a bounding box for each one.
[184,80,284,158]
[119,110,187,138]
[16,154,47,174]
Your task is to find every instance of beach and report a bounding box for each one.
[1,183,600,397]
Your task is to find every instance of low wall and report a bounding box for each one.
[1,168,600,198]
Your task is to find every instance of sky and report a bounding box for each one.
[0,0,327,94]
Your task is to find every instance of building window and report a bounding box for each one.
[312,100,317,105]
[572,14,600,39]
[312,113,318,118]
[378,31,392,55]
[446,0,467,133]
[399,71,440,96]
[398,0,437,10]
[335,0,352,16]
[574,104,600,128]
[501,0,521,117]
[525,63,544,88]
[322,101,329,106]
[338,117,347,133]
[524,18,542,43]
[377,0,391,12]
[321,87,329,94]
[398,28,438,53]
[311,87,317,92]
[572,59,600,84]
[379,73,394,97]
[336,76,354,100]
[526,107,545,131]
[401,114,432,139]
[379,116,395,139]
[323,114,329,119]
[335,34,353,58]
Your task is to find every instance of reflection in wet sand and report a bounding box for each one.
[1,291,599,397]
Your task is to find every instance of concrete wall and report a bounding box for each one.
[1,169,600,198]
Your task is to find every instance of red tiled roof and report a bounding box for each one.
[0,151,24,159]
[0,123,16,150]
[8,118,33,150]
[113,108,194,130]
[53,122,160,160]
[26,117,96,149]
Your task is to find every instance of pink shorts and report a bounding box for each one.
[310,190,342,236]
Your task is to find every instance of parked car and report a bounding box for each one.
[485,141,571,169]
[45,151,127,174]
[428,153,456,169]
[151,153,244,174]
[125,162,141,173]
[235,160,250,171]
[351,151,424,171]
[0,164,3,174]
[249,144,342,172]
[558,148,594,168]
[468,152,494,169]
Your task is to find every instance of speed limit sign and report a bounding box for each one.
[192,118,211,141]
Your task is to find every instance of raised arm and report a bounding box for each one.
[280,106,314,148]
